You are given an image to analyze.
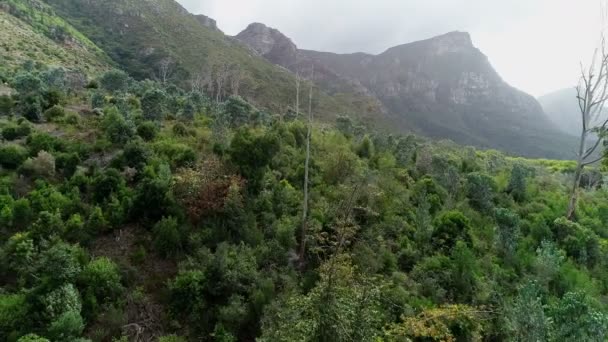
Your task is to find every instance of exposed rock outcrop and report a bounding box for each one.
[237,25,575,158]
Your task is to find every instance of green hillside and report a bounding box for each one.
[0,0,111,75]
[0,1,607,341]
[41,0,375,119]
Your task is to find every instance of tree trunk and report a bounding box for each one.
[299,67,314,265]
[567,130,587,220]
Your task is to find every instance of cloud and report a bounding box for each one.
[177,0,603,96]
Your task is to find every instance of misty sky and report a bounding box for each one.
[177,0,605,97]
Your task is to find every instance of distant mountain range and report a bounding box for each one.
[1,0,577,158]
[236,23,577,158]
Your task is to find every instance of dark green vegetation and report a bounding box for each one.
[0,0,607,341]
[40,0,377,120]
[1,60,608,341]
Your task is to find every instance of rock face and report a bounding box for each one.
[194,14,221,32]
[237,25,575,158]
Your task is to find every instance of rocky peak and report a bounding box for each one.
[194,14,221,32]
[236,23,298,64]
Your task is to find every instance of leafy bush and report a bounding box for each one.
[26,132,64,155]
[466,172,496,212]
[0,95,14,116]
[79,257,123,303]
[153,216,182,257]
[17,334,50,342]
[142,89,167,121]
[102,107,135,145]
[0,293,28,338]
[43,105,66,122]
[2,121,32,140]
[47,310,85,341]
[137,121,159,141]
[99,70,129,93]
[432,210,472,251]
[20,150,56,178]
[0,144,28,169]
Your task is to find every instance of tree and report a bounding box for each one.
[0,144,28,169]
[224,96,254,127]
[494,208,520,262]
[153,217,182,257]
[466,172,496,213]
[568,33,608,219]
[141,89,167,121]
[228,64,243,97]
[550,292,608,341]
[102,106,135,145]
[299,65,314,264]
[507,164,528,202]
[156,57,175,84]
[0,95,14,116]
[99,70,129,93]
[505,281,550,342]
[385,304,484,342]
[432,210,472,251]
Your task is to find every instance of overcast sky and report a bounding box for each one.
[177,0,605,97]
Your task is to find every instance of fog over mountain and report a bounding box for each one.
[177,0,602,97]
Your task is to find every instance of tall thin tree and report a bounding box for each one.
[299,65,314,264]
[567,5,608,219]
[295,70,301,119]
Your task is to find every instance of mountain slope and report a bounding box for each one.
[0,0,111,75]
[41,0,380,118]
[538,87,581,136]
[237,25,577,159]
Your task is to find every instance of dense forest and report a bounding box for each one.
[1,60,608,342]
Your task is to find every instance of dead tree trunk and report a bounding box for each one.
[567,37,608,219]
[299,66,314,265]
[295,71,301,119]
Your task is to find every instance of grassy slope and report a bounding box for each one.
[0,0,111,75]
[42,0,370,119]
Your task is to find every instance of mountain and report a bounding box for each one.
[538,87,581,136]
[40,0,379,118]
[237,24,577,159]
[0,0,111,75]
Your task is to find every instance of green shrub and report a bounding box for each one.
[142,89,167,121]
[432,210,472,251]
[153,216,182,257]
[99,70,129,93]
[20,151,56,178]
[43,105,66,122]
[0,144,28,169]
[0,95,14,116]
[80,257,123,303]
[26,132,64,155]
[102,107,135,145]
[17,334,50,342]
[137,121,159,141]
[0,293,28,338]
[159,335,187,342]
[47,310,84,341]
[1,121,32,140]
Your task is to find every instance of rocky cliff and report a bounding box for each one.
[236,24,575,158]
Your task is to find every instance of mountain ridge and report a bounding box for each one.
[236,22,576,159]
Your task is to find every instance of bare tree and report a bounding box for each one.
[229,64,244,97]
[190,65,215,96]
[299,65,314,265]
[156,57,174,85]
[214,63,230,103]
[568,36,608,219]
[295,70,301,119]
